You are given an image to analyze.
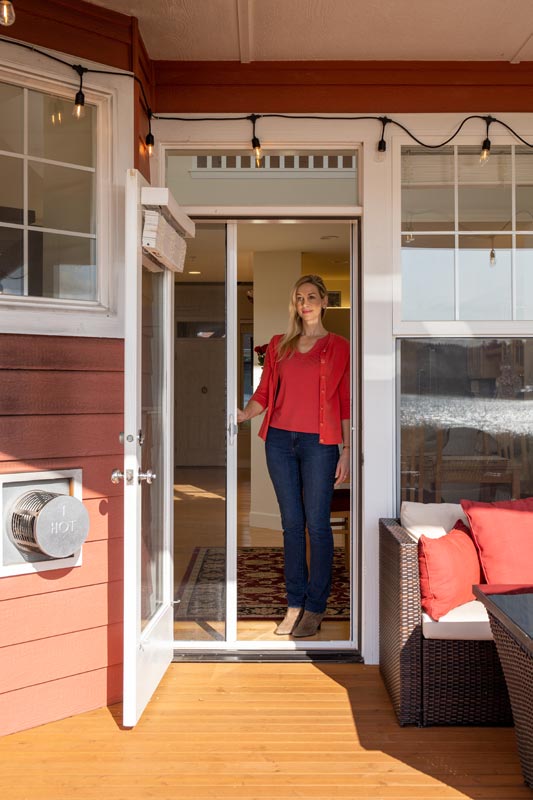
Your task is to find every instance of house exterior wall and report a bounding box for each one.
[2,0,533,734]
[0,334,124,736]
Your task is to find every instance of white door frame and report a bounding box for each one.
[173,215,361,652]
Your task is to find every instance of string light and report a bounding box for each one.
[72,64,87,119]
[249,114,262,167]
[489,247,496,266]
[145,109,154,156]
[0,1,15,27]
[2,37,533,161]
[480,116,494,164]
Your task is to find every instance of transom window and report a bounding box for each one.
[0,80,96,301]
[401,145,533,321]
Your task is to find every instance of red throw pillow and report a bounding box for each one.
[461,498,533,584]
[418,523,481,621]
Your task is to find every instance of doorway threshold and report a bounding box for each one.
[173,649,363,663]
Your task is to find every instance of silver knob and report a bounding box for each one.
[111,469,124,484]
[138,469,156,484]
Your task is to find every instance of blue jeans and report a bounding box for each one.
[265,427,339,614]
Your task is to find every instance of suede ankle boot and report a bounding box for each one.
[291,610,324,638]
[275,606,303,635]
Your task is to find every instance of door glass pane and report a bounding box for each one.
[400,338,533,504]
[458,235,512,320]
[516,147,533,231]
[28,231,96,300]
[401,146,454,231]
[173,224,227,641]
[458,146,511,231]
[166,150,358,206]
[0,228,23,295]
[141,267,166,629]
[0,82,23,153]
[28,90,95,167]
[401,235,455,320]
[28,161,95,234]
[236,221,352,642]
[0,155,23,224]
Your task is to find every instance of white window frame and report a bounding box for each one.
[0,41,133,338]
[392,131,533,337]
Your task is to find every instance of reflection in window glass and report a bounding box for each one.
[28,91,95,167]
[400,338,533,504]
[28,162,95,234]
[516,147,533,231]
[0,83,23,153]
[0,155,23,224]
[401,147,454,231]
[0,228,23,295]
[516,236,533,320]
[401,236,454,320]
[458,235,512,320]
[458,146,512,232]
[28,232,96,300]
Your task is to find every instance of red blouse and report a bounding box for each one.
[251,332,350,445]
[269,336,325,434]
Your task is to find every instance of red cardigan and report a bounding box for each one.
[251,333,350,445]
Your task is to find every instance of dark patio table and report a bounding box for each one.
[473,585,533,789]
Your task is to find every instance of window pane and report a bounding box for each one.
[28,162,95,234]
[400,338,533,504]
[401,236,455,320]
[401,146,454,231]
[516,236,533,320]
[0,82,23,153]
[458,235,511,319]
[458,146,511,231]
[28,231,96,300]
[0,155,23,223]
[166,149,358,206]
[0,228,23,296]
[28,91,95,167]
[516,147,533,231]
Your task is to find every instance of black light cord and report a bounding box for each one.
[2,34,533,156]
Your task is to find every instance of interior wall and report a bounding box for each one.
[250,251,301,530]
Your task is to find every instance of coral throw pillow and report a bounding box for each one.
[418,521,481,621]
[461,498,533,584]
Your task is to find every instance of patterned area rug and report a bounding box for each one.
[175,546,350,621]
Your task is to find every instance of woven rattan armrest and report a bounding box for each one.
[379,518,422,725]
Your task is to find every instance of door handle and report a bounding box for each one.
[111,469,124,484]
[138,469,157,484]
[227,414,238,446]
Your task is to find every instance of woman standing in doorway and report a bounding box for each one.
[237,275,350,637]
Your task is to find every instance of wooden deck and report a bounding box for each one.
[0,663,530,799]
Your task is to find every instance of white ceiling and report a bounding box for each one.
[87,0,533,62]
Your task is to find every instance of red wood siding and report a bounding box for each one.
[0,334,124,737]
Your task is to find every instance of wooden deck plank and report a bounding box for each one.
[0,663,530,800]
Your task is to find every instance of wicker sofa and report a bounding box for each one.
[379,517,513,727]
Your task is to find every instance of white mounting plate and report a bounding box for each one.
[141,187,196,238]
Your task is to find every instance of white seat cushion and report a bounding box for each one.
[422,599,493,640]
[400,501,469,541]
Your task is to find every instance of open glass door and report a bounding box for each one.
[122,170,187,726]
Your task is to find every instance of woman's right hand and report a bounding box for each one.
[236,408,247,424]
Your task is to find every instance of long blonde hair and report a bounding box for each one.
[277,274,328,360]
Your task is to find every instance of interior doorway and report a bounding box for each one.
[172,220,357,651]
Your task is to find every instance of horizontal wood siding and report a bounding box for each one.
[0,334,124,736]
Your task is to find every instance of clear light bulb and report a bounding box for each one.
[145,132,155,157]
[252,135,262,167]
[480,138,491,164]
[73,90,85,119]
[489,247,496,266]
[0,1,15,26]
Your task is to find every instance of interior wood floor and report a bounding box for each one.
[1,663,529,800]
[173,466,350,643]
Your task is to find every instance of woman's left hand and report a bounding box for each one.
[334,448,351,487]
